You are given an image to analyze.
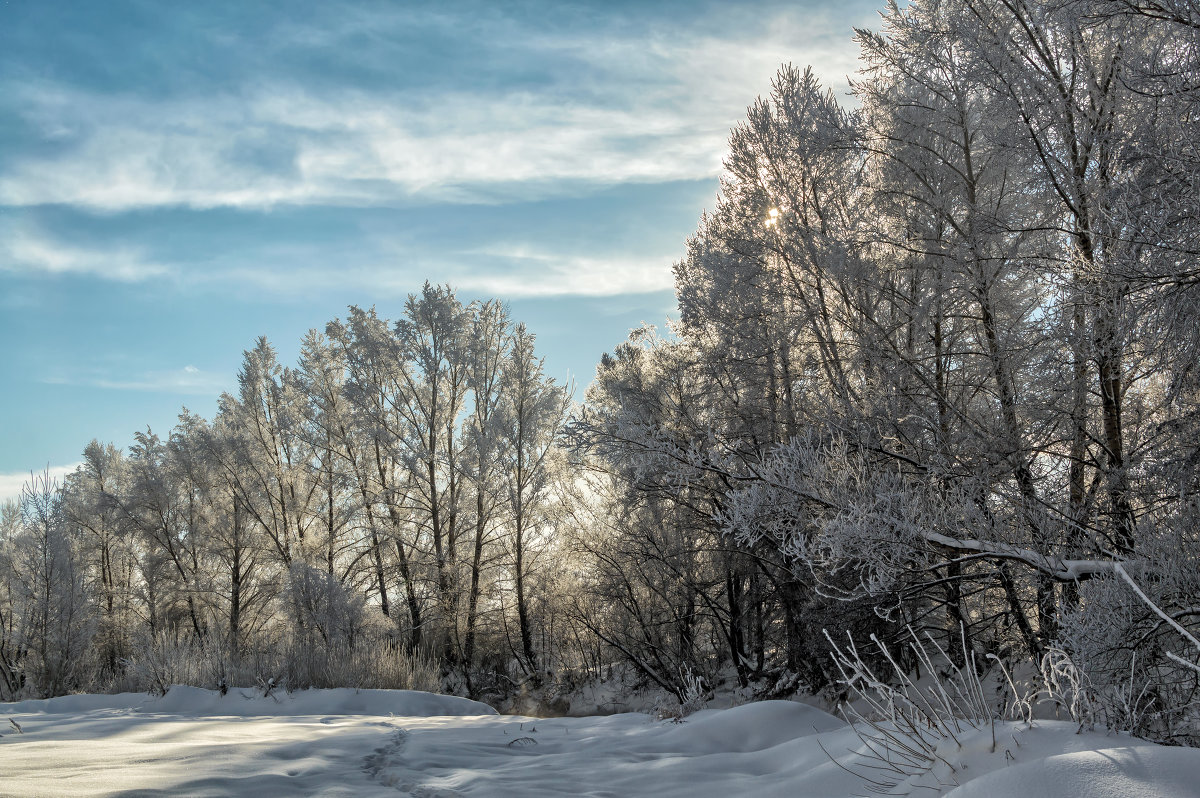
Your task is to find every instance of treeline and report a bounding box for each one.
[4,0,1200,740]
[1,285,575,701]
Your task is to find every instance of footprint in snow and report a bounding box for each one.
[362,727,465,796]
[362,726,409,780]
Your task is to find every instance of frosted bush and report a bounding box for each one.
[679,666,709,715]
[1056,535,1200,744]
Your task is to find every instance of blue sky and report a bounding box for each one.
[0,0,879,499]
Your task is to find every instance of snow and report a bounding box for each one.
[146,685,496,718]
[943,746,1200,798]
[2,688,1199,797]
[1,685,496,719]
[880,720,1200,797]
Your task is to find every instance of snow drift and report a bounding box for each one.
[3,690,1200,797]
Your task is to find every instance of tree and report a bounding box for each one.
[216,337,316,569]
[116,426,208,642]
[7,473,95,697]
[461,300,512,689]
[394,283,472,661]
[0,499,26,699]
[499,323,570,681]
[62,440,136,674]
[329,306,428,649]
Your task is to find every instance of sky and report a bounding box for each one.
[0,0,881,502]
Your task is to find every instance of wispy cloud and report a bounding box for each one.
[43,365,230,396]
[0,10,869,213]
[173,237,678,299]
[0,463,83,507]
[0,214,678,297]
[451,246,676,297]
[0,87,724,211]
[0,222,172,281]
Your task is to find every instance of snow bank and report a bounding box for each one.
[944,745,1200,798]
[149,685,497,717]
[652,700,845,754]
[3,691,151,715]
[6,685,497,718]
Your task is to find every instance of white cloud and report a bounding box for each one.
[43,366,230,396]
[451,247,677,297]
[0,463,83,507]
[0,88,725,211]
[0,182,672,298]
[0,223,172,281]
[0,12,869,212]
[175,237,678,299]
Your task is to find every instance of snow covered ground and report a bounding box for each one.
[2,688,1198,797]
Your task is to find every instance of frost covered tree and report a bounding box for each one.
[0,500,26,699]
[395,284,473,663]
[113,427,210,642]
[575,0,1200,702]
[460,300,511,688]
[498,323,571,681]
[293,331,360,583]
[216,337,318,569]
[5,473,95,698]
[61,441,136,675]
[328,305,428,650]
[5,284,583,698]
